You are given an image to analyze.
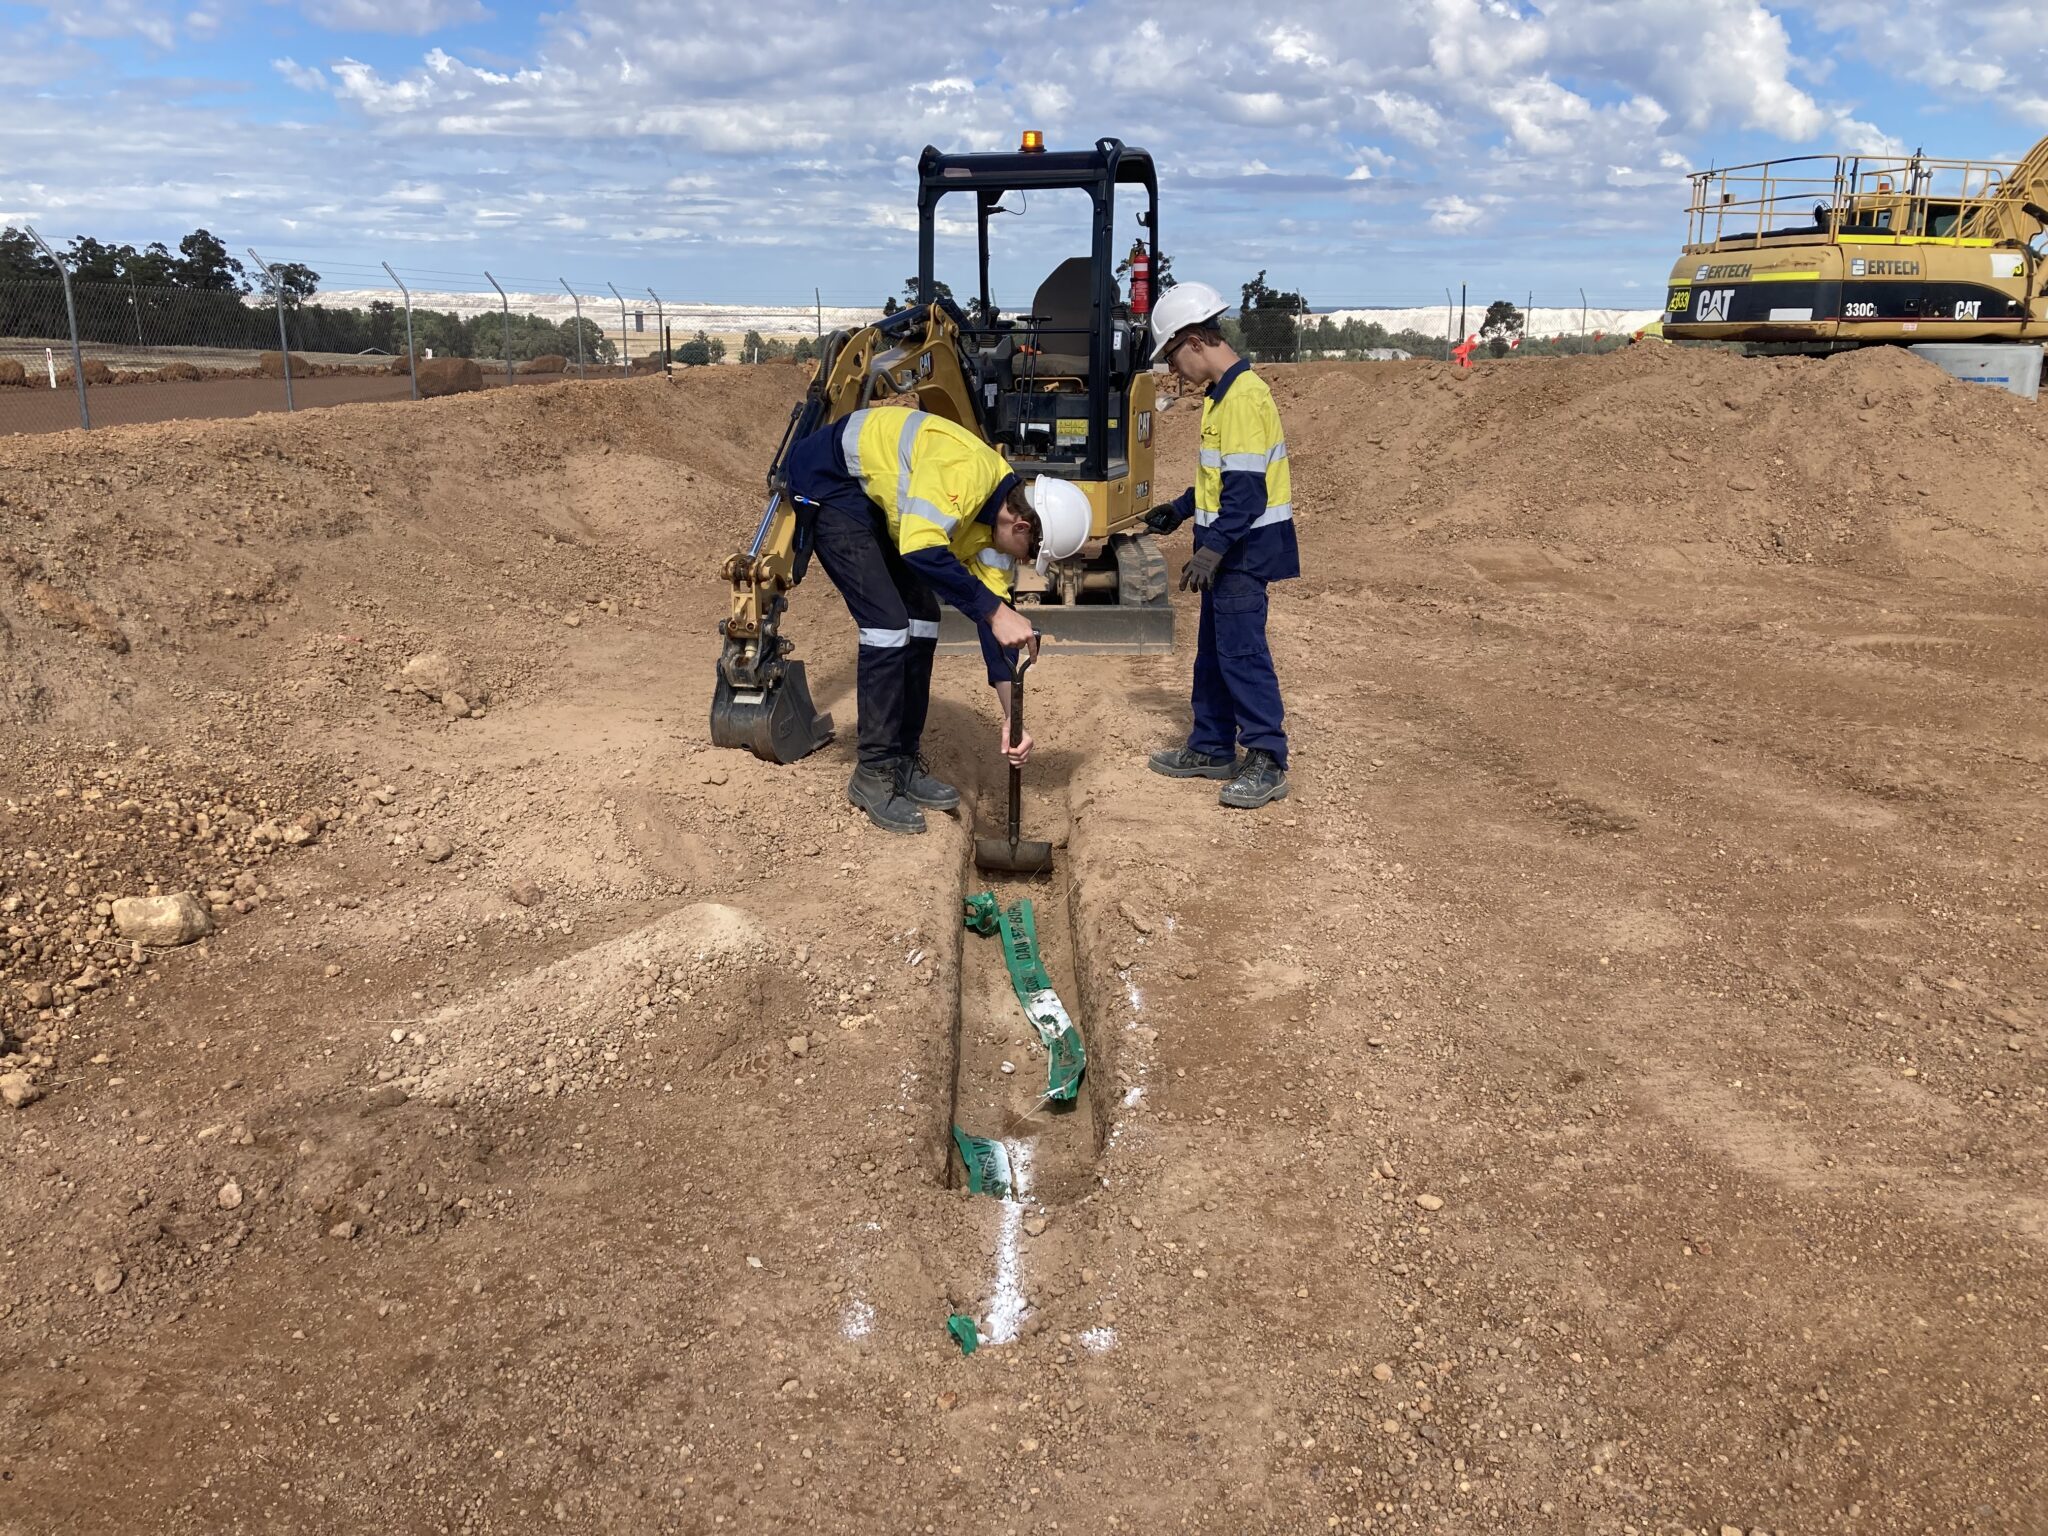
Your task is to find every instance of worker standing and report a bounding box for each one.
[783,405,1092,834]
[1140,282,1298,809]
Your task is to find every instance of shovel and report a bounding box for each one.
[974,649,1053,876]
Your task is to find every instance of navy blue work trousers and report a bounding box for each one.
[1187,570,1287,768]
[809,500,941,770]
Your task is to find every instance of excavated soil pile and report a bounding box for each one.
[3,353,2046,1535]
[1273,343,2048,575]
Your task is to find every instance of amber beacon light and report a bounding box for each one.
[1020,130,1045,153]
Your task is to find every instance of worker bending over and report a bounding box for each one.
[1141,282,1298,809]
[785,405,1091,834]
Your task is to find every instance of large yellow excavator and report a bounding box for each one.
[1663,134,2048,346]
[710,136,1174,764]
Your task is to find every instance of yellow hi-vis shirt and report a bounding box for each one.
[1189,361,1300,582]
[840,407,1017,604]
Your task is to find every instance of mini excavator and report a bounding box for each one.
[710,136,1174,764]
[1664,134,2048,347]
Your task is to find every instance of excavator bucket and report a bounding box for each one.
[709,665,834,764]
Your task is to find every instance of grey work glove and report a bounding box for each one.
[1179,545,1223,593]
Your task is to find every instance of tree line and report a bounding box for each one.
[0,226,614,363]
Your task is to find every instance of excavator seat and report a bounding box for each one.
[1024,256,1097,378]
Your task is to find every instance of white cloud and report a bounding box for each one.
[5,0,2041,309]
[300,0,492,33]
[273,57,328,91]
[1427,193,1484,231]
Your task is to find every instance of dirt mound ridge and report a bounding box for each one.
[1268,343,2046,576]
[0,369,804,731]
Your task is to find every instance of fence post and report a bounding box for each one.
[560,280,587,379]
[607,282,631,373]
[383,261,419,400]
[24,225,89,431]
[246,248,296,412]
[484,270,513,386]
[646,288,664,369]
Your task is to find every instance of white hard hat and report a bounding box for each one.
[1149,280,1228,361]
[1025,476,1093,574]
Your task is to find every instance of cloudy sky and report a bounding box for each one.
[2,0,2043,310]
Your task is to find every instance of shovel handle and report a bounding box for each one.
[1006,649,1034,750]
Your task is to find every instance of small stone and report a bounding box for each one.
[1722,1527,1744,1536]
[1415,1194,1444,1212]
[1000,1060,1016,1075]
[324,963,343,979]
[507,879,542,907]
[328,1220,358,1241]
[1117,900,1153,935]
[780,1378,799,1394]
[420,833,454,864]
[1023,1215,1048,1237]
[1372,1362,1393,1382]
[442,692,471,720]
[390,1028,408,1044]
[20,981,53,1011]
[93,1264,124,1296]
[111,892,213,948]
[787,1035,809,1058]
[564,614,582,628]
[0,1072,41,1109]
[936,1391,959,1411]
[217,1180,243,1210]
[746,1255,763,1269]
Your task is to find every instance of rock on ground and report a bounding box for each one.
[111,892,213,947]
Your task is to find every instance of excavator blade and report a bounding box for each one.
[935,602,1176,656]
[710,664,835,764]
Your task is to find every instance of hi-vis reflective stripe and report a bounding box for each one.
[858,625,909,649]
[908,619,941,640]
[977,549,1015,571]
[905,494,957,532]
[1198,447,1223,468]
[1195,502,1294,531]
[1220,452,1266,472]
[841,412,867,478]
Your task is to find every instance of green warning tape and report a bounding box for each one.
[947,1313,980,1355]
[963,892,1000,936]
[963,891,1085,1102]
[951,1125,1012,1199]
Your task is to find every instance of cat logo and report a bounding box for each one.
[1694,289,1735,323]
[1954,300,1983,320]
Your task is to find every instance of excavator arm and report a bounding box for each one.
[709,302,989,763]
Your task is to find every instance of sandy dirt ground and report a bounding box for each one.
[0,348,2044,1535]
[0,365,665,438]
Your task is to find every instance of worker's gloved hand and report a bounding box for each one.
[1143,505,1185,536]
[1179,545,1223,593]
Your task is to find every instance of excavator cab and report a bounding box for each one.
[709,136,1175,764]
[915,137,1174,651]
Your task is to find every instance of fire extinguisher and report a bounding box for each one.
[1127,239,1151,316]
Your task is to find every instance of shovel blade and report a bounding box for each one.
[974,835,1054,876]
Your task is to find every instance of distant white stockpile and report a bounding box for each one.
[315,289,884,338]
[1319,305,1664,338]
[312,290,1666,345]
